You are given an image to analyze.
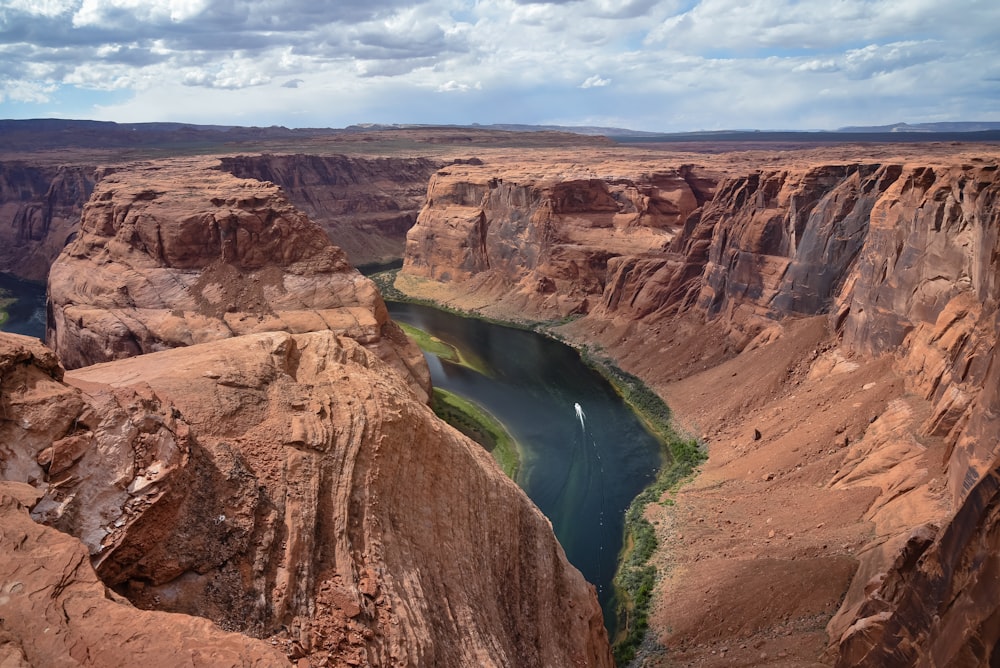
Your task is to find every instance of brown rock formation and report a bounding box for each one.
[0,162,95,280]
[218,154,442,267]
[403,162,717,319]
[46,158,428,400]
[0,480,291,667]
[834,454,1000,667]
[395,146,1000,665]
[0,330,611,667]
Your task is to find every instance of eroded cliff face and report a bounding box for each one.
[0,153,439,283]
[825,160,1000,665]
[0,330,611,667]
[46,158,428,400]
[396,149,1000,665]
[403,163,717,318]
[0,162,95,280]
[219,154,442,267]
[0,480,292,667]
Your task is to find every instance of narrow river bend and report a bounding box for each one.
[0,277,664,635]
[387,301,663,633]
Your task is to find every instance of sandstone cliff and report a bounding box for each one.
[396,147,1000,665]
[0,153,438,284]
[403,162,718,319]
[1,326,611,666]
[46,158,428,400]
[219,154,442,267]
[0,162,95,280]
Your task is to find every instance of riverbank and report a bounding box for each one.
[0,290,11,328]
[396,322,491,376]
[431,387,521,480]
[581,355,706,665]
[384,270,703,661]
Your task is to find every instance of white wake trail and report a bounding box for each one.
[574,402,586,430]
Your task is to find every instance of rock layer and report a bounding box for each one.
[0,480,291,667]
[404,163,718,319]
[46,158,428,400]
[0,328,612,666]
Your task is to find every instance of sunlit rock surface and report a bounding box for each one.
[0,328,612,666]
[45,158,429,401]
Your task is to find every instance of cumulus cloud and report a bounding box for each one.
[0,0,996,130]
[437,80,481,93]
[0,79,58,103]
[580,75,610,88]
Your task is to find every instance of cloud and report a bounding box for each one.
[0,0,997,131]
[580,75,610,88]
[436,80,482,93]
[0,79,58,103]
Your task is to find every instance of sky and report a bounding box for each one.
[0,0,998,132]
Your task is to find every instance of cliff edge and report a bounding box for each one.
[2,156,613,667]
[0,329,610,666]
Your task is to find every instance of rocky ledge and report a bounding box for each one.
[0,330,610,666]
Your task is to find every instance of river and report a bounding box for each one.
[387,301,663,633]
[0,274,663,634]
[0,273,46,338]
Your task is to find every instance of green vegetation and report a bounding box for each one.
[397,322,460,362]
[369,269,409,302]
[0,288,13,329]
[431,387,521,480]
[377,270,706,663]
[611,432,704,665]
[583,355,707,665]
[396,321,490,376]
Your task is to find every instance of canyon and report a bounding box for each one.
[0,149,612,667]
[1,125,999,666]
[399,143,1000,665]
[0,150,440,280]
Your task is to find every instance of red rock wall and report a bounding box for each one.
[0,481,292,667]
[8,156,613,666]
[46,158,429,400]
[834,162,1000,506]
[0,154,438,282]
[405,158,1000,503]
[0,162,95,280]
[398,153,1000,665]
[404,165,717,318]
[219,154,441,266]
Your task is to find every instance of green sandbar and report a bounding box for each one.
[432,388,521,481]
[397,321,490,376]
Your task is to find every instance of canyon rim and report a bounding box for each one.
[1,124,999,666]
